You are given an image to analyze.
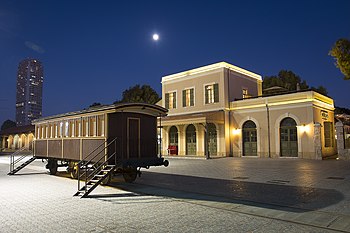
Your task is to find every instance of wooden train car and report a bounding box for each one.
[31,103,168,191]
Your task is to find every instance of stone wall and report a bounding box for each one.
[336,121,350,160]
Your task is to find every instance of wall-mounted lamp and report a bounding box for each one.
[232,128,241,135]
[298,124,310,134]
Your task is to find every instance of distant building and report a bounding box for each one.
[16,59,44,126]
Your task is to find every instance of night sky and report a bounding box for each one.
[1,0,349,126]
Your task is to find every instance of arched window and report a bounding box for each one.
[186,124,196,155]
[280,117,298,157]
[242,120,257,156]
[207,123,217,156]
[169,126,178,145]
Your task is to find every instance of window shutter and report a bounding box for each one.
[173,92,176,109]
[183,90,186,107]
[205,86,209,104]
[165,93,169,109]
[190,88,194,106]
[214,83,219,103]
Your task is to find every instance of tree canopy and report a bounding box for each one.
[89,102,102,108]
[263,70,308,92]
[263,70,328,96]
[329,38,350,80]
[114,84,160,104]
[1,119,16,131]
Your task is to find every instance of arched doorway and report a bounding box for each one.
[13,135,19,149]
[28,133,34,150]
[186,124,196,155]
[169,126,178,146]
[242,120,257,156]
[168,126,178,155]
[20,134,26,148]
[280,117,298,157]
[207,123,217,156]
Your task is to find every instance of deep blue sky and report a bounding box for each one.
[1,0,349,125]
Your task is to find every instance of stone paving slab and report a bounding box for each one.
[1,156,350,232]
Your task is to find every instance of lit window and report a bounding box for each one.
[182,88,194,107]
[165,92,177,109]
[65,122,69,137]
[205,84,219,104]
[242,88,250,99]
[60,122,63,137]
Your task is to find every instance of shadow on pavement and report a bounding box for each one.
[111,171,344,213]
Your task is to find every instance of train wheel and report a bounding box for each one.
[48,159,58,175]
[123,166,137,183]
[69,162,79,179]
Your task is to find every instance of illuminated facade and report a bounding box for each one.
[159,62,336,159]
[16,59,44,126]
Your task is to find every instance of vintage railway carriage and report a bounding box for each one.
[32,103,168,183]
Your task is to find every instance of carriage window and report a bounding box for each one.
[65,122,69,137]
[45,125,48,138]
[77,120,81,137]
[71,122,75,137]
[84,118,89,137]
[60,122,63,137]
[98,115,105,136]
[37,126,40,139]
[55,124,58,138]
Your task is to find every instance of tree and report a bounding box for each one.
[312,85,328,96]
[114,84,160,104]
[1,119,16,131]
[263,70,309,94]
[89,102,102,108]
[263,70,328,96]
[329,38,350,80]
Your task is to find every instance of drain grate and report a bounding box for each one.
[266,179,290,184]
[232,176,249,180]
[327,177,345,180]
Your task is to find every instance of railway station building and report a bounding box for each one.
[158,62,336,159]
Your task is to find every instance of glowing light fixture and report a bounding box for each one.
[298,124,310,134]
[232,128,241,135]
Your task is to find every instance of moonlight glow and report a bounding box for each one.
[152,34,159,41]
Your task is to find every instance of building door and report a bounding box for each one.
[207,123,217,156]
[168,126,178,155]
[128,118,140,158]
[280,117,298,157]
[242,120,257,156]
[169,126,178,146]
[186,124,196,155]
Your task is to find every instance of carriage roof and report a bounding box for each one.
[32,103,167,124]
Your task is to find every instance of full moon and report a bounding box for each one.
[152,34,159,41]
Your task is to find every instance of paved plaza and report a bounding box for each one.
[0,155,350,232]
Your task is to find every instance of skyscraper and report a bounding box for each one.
[16,59,44,126]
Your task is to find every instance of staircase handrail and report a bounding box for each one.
[9,141,34,173]
[77,137,117,193]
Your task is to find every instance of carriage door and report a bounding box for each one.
[207,123,217,156]
[128,118,140,158]
[280,117,298,157]
[186,124,196,155]
[242,120,257,156]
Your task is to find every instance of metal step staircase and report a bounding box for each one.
[8,143,35,175]
[74,137,118,198]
